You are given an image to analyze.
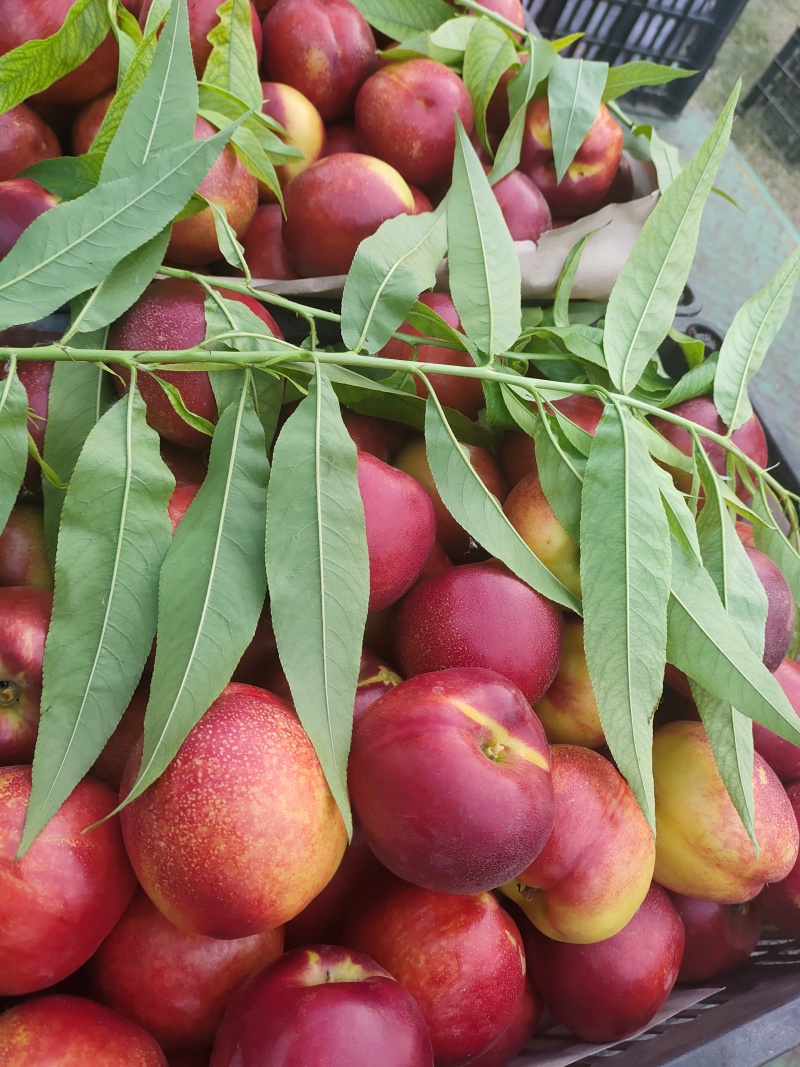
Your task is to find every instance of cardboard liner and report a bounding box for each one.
[511,985,722,1066]
[222,186,660,307]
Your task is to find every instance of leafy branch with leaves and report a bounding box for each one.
[0,0,798,867]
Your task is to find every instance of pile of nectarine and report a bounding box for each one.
[0,0,633,280]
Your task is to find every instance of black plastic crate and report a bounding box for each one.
[740,27,800,169]
[523,0,750,117]
[516,932,800,1066]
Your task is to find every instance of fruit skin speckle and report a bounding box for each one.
[119,682,347,940]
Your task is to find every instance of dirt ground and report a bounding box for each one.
[696,0,800,231]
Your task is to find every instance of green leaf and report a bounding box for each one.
[652,463,701,563]
[531,407,585,542]
[489,40,554,183]
[19,387,173,856]
[689,685,756,848]
[553,231,597,328]
[550,32,585,51]
[688,447,770,844]
[348,0,455,41]
[0,121,243,332]
[144,0,171,35]
[101,0,197,183]
[208,200,249,276]
[66,228,170,339]
[667,326,706,370]
[751,493,800,658]
[28,433,68,490]
[112,0,144,70]
[661,352,717,408]
[204,0,263,107]
[602,61,696,102]
[204,291,285,444]
[424,391,580,611]
[23,155,103,200]
[341,202,448,353]
[291,362,490,447]
[0,363,30,534]
[381,14,470,64]
[0,0,111,116]
[91,30,160,156]
[714,247,800,431]
[462,19,517,150]
[489,97,527,184]
[511,38,558,111]
[629,123,683,191]
[547,56,608,185]
[421,15,477,64]
[404,300,476,357]
[198,84,300,163]
[122,374,269,807]
[266,369,370,832]
[447,118,520,356]
[603,86,738,394]
[250,371,284,450]
[198,83,297,200]
[638,418,694,475]
[152,375,216,438]
[696,450,768,653]
[41,355,114,568]
[528,324,606,369]
[648,132,683,192]
[580,404,671,830]
[203,289,287,363]
[667,536,800,747]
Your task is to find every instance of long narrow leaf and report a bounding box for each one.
[667,535,800,746]
[0,362,30,533]
[661,353,718,408]
[580,404,671,830]
[204,0,263,107]
[41,355,114,567]
[265,369,369,832]
[696,449,768,652]
[348,0,455,40]
[92,30,160,156]
[462,19,517,150]
[121,373,270,807]
[604,86,738,394]
[425,391,580,611]
[689,683,756,845]
[602,62,696,103]
[530,409,585,543]
[548,56,608,185]
[448,118,520,356]
[690,447,768,844]
[714,247,800,431]
[20,386,173,855]
[341,202,448,353]
[489,39,555,183]
[284,361,491,448]
[102,0,197,182]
